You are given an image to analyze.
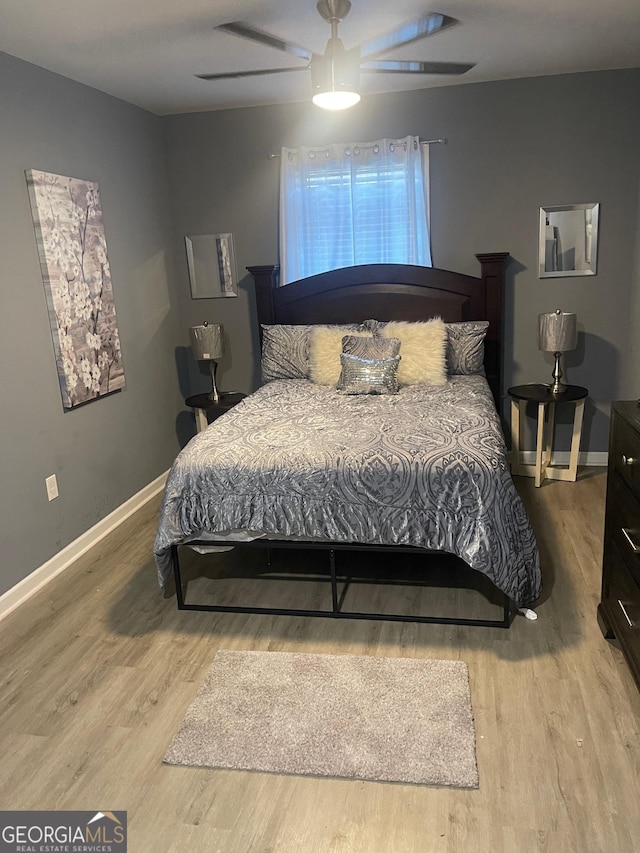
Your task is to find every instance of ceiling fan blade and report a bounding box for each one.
[217,22,312,62]
[196,66,309,81]
[359,13,458,61]
[361,59,474,75]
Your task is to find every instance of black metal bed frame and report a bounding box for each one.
[169,256,516,629]
[172,539,513,628]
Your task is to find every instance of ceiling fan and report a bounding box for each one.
[197,1,474,109]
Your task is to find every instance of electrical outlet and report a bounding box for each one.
[45,474,59,501]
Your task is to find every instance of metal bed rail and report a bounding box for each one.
[171,539,513,628]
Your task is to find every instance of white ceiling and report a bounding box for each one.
[2,0,640,115]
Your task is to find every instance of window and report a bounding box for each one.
[279,136,431,285]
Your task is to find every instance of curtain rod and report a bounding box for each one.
[267,137,447,159]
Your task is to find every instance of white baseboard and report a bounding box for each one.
[510,451,608,467]
[0,470,169,623]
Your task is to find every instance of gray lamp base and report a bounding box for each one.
[549,352,567,395]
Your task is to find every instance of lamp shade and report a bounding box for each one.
[189,323,224,361]
[538,310,577,353]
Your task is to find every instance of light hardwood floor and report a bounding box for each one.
[1,470,639,853]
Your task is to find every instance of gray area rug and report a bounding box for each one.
[163,650,479,788]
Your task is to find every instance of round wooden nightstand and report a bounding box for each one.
[508,383,588,487]
[185,391,247,433]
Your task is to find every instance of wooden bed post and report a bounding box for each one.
[247,265,280,337]
[476,252,509,407]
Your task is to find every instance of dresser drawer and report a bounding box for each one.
[608,473,640,587]
[611,410,640,499]
[600,403,640,691]
[602,538,640,672]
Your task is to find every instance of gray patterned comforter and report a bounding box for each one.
[154,376,541,607]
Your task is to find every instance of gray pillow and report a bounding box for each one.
[261,324,310,381]
[337,354,401,395]
[261,323,367,382]
[361,318,388,334]
[341,334,401,359]
[446,321,489,375]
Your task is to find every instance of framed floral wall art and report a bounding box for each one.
[26,169,126,409]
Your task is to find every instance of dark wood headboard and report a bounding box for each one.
[248,254,509,405]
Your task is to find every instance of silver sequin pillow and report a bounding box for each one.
[446,321,489,375]
[337,354,401,395]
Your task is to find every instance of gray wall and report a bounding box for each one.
[2,56,639,600]
[163,68,640,453]
[0,53,183,596]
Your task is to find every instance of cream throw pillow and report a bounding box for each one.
[309,327,373,386]
[380,319,447,385]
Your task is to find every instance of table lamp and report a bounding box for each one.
[538,309,578,395]
[189,322,224,403]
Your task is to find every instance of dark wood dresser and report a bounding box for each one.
[598,401,640,690]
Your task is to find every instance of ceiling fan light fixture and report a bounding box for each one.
[208,8,472,104]
[312,88,361,110]
[311,44,360,110]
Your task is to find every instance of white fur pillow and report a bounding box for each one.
[380,319,447,385]
[309,328,373,386]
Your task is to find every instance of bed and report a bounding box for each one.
[154,254,541,627]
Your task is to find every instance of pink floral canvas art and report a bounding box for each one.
[26,169,126,409]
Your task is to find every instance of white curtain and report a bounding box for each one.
[279,135,431,285]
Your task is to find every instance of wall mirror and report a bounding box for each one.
[539,203,599,278]
[186,233,238,298]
